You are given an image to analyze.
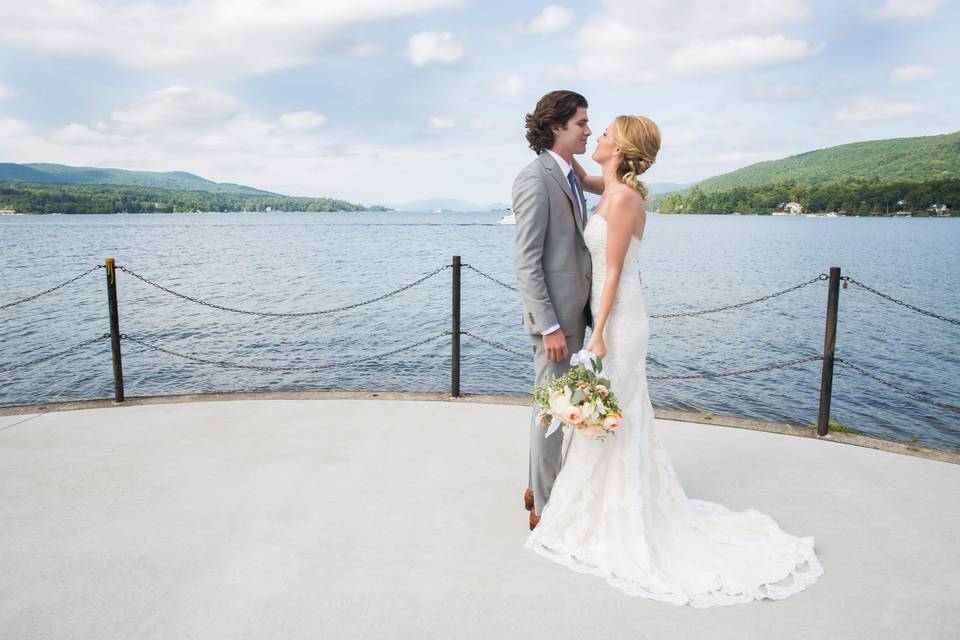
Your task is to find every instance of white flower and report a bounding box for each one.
[550,394,573,417]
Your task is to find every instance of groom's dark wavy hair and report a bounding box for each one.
[525,90,588,155]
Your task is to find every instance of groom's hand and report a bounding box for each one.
[543,329,569,363]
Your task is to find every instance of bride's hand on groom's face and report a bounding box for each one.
[587,334,607,359]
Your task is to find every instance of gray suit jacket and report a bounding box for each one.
[512,152,592,337]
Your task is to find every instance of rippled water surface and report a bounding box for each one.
[1,211,957,450]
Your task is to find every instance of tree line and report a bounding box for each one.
[0,182,385,214]
[654,178,959,215]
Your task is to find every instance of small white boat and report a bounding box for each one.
[499,213,516,225]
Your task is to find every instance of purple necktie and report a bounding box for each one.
[567,170,585,227]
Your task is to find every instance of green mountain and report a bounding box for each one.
[0,163,277,196]
[0,181,383,214]
[697,131,960,192]
[654,131,960,215]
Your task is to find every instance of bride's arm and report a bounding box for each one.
[572,158,604,195]
[587,195,640,359]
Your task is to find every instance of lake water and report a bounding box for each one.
[1,211,958,451]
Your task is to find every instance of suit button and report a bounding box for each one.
[586,273,592,280]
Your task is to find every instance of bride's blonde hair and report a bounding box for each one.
[610,115,660,200]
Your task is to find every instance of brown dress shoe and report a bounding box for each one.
[523,489,534,512]
[529,510,540,531]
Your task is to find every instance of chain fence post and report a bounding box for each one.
[451,256,461,397]
[105,258,125,402]
[816,266,841,435]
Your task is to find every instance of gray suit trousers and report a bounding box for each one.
[528,330,584,516]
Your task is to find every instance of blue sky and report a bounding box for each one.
[0,0,957,205]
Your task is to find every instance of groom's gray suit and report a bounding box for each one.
[513,151,592,515]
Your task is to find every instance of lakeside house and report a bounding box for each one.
[774,201,803,215]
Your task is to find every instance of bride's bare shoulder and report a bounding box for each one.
[604,187,646,221]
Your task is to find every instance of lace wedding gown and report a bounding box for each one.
[524,214,823,607]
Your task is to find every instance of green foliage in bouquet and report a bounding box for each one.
[533,356,622,427]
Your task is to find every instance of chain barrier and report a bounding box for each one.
[835,357,960,414]
[459,330,530,358]
[649,275,827,319]
[647,355,823,380]
[0,265,104,310]
[461,264,519,292]
[841,277,959,326]
[457,330,824,382]
[116,264,451,317]
[0,333,110,373]
[122,332,452,372]
[462,265,826,319]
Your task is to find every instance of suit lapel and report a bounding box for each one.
[538,153,584,235]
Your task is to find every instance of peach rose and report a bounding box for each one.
[603,414,621,430]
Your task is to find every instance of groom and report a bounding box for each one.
[513,90,592,530]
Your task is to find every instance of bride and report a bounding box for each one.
[524,115,823,607]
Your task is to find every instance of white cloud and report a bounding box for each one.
[0,117,30,137]
[0,0,465,78]
[865,0,943,20]
[0,83,15,101]
[714,150,762,165]
[569,0,820,81]
[192,133,233,149]
[668,131,700,147]
[51,123,118,145]
[495,75,524,97]
[426,116,456,128]
[752,82,809,99]
[278,111,329,130]
[889,65,941,84]
[670,35,823,73]
[407,31,464,66]
[835,98,928,122]
[529,5,574,33]
[350,42,387,57]
[109,86,239,133]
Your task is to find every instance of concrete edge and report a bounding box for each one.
[1,389,957,465]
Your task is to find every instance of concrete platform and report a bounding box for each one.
[1,398,958,639]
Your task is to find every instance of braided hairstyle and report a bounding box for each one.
[610,115,660,199]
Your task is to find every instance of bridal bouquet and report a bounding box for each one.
[533,350,623,441]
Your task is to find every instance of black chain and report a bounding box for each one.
[117,264,451,317]
[841,277,959,326]
[462,265,826,319]
[0,265,104,310]
[461,264,519,292]
[835,357,960,413]
[0,333,110,373]
[649,275,827,319]
[122,332,452,371]
[647,355,823,380]
[460,331,529,357]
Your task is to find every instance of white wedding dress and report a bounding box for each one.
[524,214,823,607]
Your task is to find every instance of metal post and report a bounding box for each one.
[451,256,461,398]
[105,258,125,402]
[816,267,841,435]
